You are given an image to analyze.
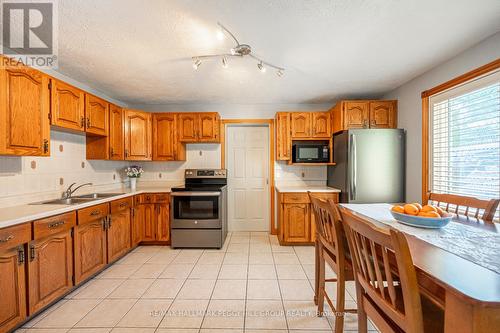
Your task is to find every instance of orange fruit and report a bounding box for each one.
[412,203,423,211]
[417,211,440,218]
[403,204,419,215]
[418,211,431,217]
[421,205,437,213]
[435,206,446,216]
[391,205,405,214]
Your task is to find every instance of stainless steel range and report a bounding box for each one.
[170,169,228,249]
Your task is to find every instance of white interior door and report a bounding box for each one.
[227,125,270,231]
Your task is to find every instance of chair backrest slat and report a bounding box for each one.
[427,192,499,223]
[340,207,425,333]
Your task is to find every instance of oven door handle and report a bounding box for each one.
[170,191,221,197]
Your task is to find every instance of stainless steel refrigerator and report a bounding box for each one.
[327,129,406,203]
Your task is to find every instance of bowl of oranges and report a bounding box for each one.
[390,203,453,229]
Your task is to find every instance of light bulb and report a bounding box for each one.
[230,48,236,55]
[216,29,225,40]
[277,69,284,77]
[222,56,228,68]
[192,59,201,70]
[257,62,266,73]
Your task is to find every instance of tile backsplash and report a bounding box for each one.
[274,161,328,186]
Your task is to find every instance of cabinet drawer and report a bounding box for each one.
[111,197,133,213]
[136,193,154,204]
[33,212,76,240]
[282,193,310,204]
[0,223,31,252]
[309,192,339,203]
[154,193,170,203]
[78,203,109,225]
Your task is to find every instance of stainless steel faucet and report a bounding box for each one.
[62,182,93,199]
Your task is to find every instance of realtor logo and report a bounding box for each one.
[1,0,58,68]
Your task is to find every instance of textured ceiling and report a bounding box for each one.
[56,0,500,106]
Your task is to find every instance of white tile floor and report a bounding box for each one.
[17,232,378,333]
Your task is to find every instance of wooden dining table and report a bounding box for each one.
[324,203,500,333]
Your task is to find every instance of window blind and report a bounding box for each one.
[429,70,500,219]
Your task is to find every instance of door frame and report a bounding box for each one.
[220,119,276,235]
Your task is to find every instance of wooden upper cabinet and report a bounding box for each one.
[85,94,109,136]
[153,113,177,161]
[50,79,85,132]
[109,104,124,160]
[275,112,291,161]
[124,110,152,161]
[331,100,397,133]
[344,101,369,129]
[311,112,331,138]
[291,112,311,138]
[0,64,50,156]
[369,101,397,128]
[178,113,198,142]
[178,113,220,143]
[198,113,220,142]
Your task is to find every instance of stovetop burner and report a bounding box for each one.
[172,169,227,192]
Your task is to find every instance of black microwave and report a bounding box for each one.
[292,142,330,163]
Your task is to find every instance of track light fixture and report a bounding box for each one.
[257,61,266,73]
[192,22,285,76]
[192,59,201,70]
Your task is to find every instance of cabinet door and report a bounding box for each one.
[51,79,85,132]
[198,113,220,142]
[142,204,156,241]
[109,104,124,160]
[28,231,73,314]
[283,203,310,243]
[74,220,107,284]
[0,246,26,333]
[132,206,144,247]
[153,113,176,161]
[369,101,397,129]
[344,101,369,129]
[107,209,131,263]
[156,204,170,242]
[291,112,311,138]
[85,94,109,136]
[0,65,50,156]
[124,110,152,161]
[178,113,198,142]
[275,113,291,160]
[311,112,331,138]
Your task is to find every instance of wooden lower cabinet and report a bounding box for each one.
[132,205,144,246]
[278,192,339,245]
[27,229,73,314]
[134,194,171,243]
[74,220,107,284]
[107,199,132,263]
[0,224,30,333]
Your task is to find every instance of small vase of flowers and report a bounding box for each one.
[125,166,144,191]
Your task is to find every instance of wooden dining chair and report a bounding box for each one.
[309,193,356,333]
[340,207,444,333]
[426,192,499,223]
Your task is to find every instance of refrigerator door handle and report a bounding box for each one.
[350,134,357,201]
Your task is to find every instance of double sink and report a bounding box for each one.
[32,193,125,205]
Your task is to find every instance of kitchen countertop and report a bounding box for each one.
[0,186,181,229]
[275,184,341,193]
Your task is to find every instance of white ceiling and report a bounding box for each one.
[56,0,500,106]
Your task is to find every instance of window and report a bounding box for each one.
[428,69,500,218]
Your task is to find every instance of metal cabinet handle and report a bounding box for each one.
[48,221,65,229]
[80,117,85,128]
[0,235,14,243]
[90,209,101,216]
[18,247,25,264]
[107,215,112,229]
[119,202,127,208]
[86,117,91,128]
[30,245,36,261]
[110,147,114,156]
[43,139,49,153]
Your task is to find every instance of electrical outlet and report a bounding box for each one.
[301,172,305,178]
